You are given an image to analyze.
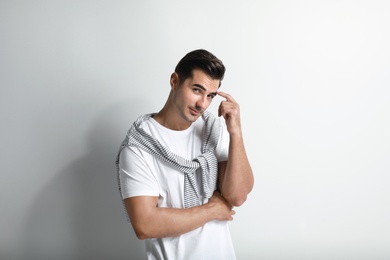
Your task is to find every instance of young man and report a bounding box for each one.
[116,49,254,259]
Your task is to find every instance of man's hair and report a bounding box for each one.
[175,49,225,86]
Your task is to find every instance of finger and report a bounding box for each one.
[217,91,236,103]
[218,102,228,118]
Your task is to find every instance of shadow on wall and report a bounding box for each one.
[19,99,152,260]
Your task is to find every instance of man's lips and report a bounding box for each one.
[189,107,202,115]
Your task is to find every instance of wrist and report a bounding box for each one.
[228,129,243,139]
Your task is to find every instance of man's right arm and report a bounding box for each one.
[124,192,235,240]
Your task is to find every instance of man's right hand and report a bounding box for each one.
[207,191,236,221]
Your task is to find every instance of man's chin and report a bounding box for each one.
[186,113,201,122]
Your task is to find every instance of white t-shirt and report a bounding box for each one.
[118,114,236,260]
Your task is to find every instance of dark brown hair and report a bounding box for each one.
[175,49,225,86]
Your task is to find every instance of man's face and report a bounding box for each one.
[171,69,220,124]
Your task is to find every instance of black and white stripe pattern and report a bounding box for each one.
[116,111,221,208]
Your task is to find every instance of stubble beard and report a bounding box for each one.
[178,106,202,124]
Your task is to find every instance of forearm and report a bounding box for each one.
[125,193,233,240]
[216,91,254,206]
[220,132,254,206]
[135,205,212,239]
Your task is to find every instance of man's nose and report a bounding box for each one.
[196,96,207,110]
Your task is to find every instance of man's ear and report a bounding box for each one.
[170,72,179,90]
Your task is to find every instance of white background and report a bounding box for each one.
[1,1,389,259]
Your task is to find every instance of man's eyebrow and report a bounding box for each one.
[193,84,206,91]
[193,84,217,96]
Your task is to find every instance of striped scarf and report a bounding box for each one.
[116,111,221,208]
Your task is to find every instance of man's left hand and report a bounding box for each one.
[217,91,241,136]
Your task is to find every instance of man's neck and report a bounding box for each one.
[153,108,192,131]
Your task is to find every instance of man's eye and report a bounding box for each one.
[193,88,200,93]
[208,95,216,99]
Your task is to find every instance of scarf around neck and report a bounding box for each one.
[116,111,221,208]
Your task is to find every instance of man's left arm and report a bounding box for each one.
[217,91,254,207]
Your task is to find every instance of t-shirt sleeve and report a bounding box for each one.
[118,146,160,199]
[216,119,229,162]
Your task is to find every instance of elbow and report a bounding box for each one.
[223,183,253,207]
[134,229,148,240]
[132,222,154,240]
[225,193,248,207]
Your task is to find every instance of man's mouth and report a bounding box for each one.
[189,107,202,115]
